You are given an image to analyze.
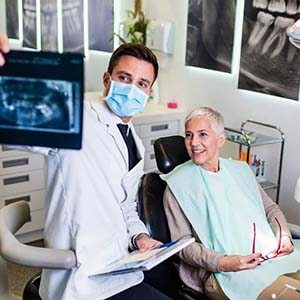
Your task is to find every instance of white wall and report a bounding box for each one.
[147,0,300,225]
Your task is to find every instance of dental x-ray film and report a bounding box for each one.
[0,50,84,149]
[238,0,300,100]
[186,0,237,73]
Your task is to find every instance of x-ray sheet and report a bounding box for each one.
[186,0,236,73]
[41,0,58,51]
[23,0,37,49]
[63,0,84,53]
[88,0,114,52]
[6,0,19,39]
[0,50,84,149]
[239,0,300,100]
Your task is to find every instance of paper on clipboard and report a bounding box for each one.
[88,237,195,277]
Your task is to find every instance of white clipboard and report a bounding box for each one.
[88,237,195,277]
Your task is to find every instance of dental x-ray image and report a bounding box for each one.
[41,0,58,51]
[239,0,300,100]
[0,77,73,132]
[0,50,84,149]
[5,0,19,39]
[186,0,236,73]
[23,0,38,49]
[88,0,114,52]
[62,0,84,54]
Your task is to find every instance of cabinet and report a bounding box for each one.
[225,120,284,204]
[0,145,46,242]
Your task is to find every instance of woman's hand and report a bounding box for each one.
[218,252,262,272]
[277,235,294,255]
[0,33,10,66]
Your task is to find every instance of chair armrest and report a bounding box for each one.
[0,201,76,269]
[1,241,76,269]
[288,223,300,239]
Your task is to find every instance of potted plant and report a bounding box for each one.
[118,0,150,45]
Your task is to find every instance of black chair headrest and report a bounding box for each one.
[154,135,190,174]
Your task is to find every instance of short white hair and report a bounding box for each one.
[185,107,224,135]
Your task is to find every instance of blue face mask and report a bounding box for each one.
[105,80,149,117]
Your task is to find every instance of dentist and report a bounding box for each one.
[0,33,171,300]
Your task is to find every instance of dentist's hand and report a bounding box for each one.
[0,33,10,66]
[218,252,262,272]
[134,234,162,252]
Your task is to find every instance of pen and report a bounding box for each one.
[159,241,177,248]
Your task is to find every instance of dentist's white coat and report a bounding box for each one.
[26,98,148,300]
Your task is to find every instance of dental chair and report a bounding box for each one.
[1,135,300,300]
[140,135,300,300]
[139,135,204,299]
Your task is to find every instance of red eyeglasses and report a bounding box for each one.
[252,217,282,262]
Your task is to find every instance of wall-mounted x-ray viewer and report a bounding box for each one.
[0,50,84,149]
[146,20,175,54]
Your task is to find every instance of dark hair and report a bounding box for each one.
[107,43,159,84]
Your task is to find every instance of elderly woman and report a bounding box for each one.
[162,107,300,300]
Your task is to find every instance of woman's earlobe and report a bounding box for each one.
[218,133,226,147]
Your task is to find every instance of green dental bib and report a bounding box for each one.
[161,158,300,300]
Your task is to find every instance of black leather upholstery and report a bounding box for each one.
[138,173,180,298]
[138,136,206,300]
[23,272,41,300]
[138,173,169,242]
[154,135,190,174]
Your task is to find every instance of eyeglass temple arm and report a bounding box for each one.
[252,223,256,253]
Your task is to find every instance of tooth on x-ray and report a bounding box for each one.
[268,0,286,13]
[253,0,268,9]
[286,0,298,15]
[62,0,84,53]
[288,43,297,62]
[23,0,37,48]
[262,17,295,58]
[248,12,274,49]
[71,7,81,32]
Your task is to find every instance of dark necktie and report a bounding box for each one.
[117,124,140,171]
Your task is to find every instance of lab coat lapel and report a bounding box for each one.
[120,126,145,202]
[89,99,129,167]
[107,124,129,168]
[89,98,144,171]
[131,125,145,162]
